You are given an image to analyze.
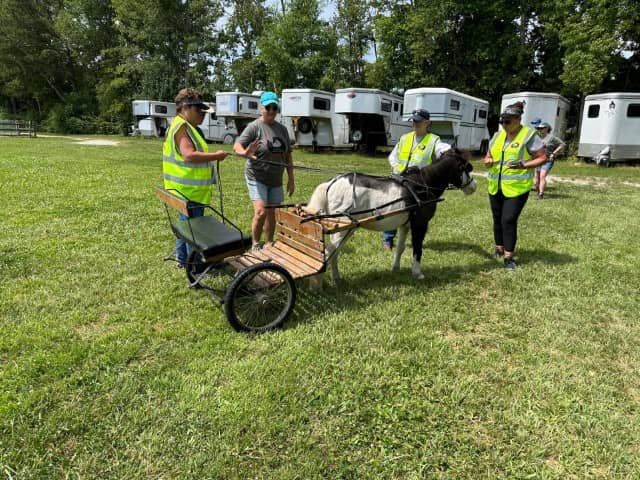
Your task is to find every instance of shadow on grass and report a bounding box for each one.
[284,246,577,330]
[517,248,577,266]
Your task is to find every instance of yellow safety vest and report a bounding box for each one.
[162,116,214,205]
[396,132,439,173]
[487,126,537,197]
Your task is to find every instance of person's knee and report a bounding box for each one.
[253,204,267,220]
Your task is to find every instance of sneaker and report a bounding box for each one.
[251,242,263,252]
[504,257,517,270]
[383,241,393,251]
[494,247,504,258]
[537,192,544,200]
[531,185,538,192]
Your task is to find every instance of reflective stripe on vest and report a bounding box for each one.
[487,126,537,198]
[396,132,438,173]
[162,116,214,204]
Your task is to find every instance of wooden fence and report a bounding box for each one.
[0,120,37,137]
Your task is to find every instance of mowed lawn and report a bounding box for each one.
[2,135,640,479]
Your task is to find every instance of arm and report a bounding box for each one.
[434,140,451,160]
[388,143,400,173]
[286,151,295,196]
[176,127,227,163]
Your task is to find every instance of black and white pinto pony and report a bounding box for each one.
[306,148,477,281]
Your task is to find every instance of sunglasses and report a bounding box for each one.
[499,118,516,125]
[265,104,279,112]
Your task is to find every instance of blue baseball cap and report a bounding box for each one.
[530,117,542,126]
[260,91,279,107]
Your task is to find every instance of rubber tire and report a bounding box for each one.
[224,262,296,333]
[223,134,235,145]
[297,117,312,134]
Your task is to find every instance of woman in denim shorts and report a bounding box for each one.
[534,122,566,200]
[234,92,295,250]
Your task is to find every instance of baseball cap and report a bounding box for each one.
[530,117,542,126]
[409,109,430,122]
[260,91,279,107]
[177,97,214,112]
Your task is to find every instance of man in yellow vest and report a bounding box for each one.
[383,108,451,250]
[483,102,547,270]
[163,87,237,266]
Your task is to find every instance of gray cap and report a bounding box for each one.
[409,109,430,121]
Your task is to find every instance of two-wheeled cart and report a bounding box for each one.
[156,186,429,333]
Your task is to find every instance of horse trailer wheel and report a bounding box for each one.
[297,118,312,134]
[223,134,235,145]
[224,263,296,332]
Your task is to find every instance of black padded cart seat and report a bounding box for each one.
[173,216,251,260]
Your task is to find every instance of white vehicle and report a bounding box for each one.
[214,92,261,142]
[131,100,176,137]
[403,87,490,153]
[280,88,349,151]
[334,88,410,153]
[198,103,239,144]
[577,92,640,165]
[500,92,570,140]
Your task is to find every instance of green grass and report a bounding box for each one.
[2,135,640,479]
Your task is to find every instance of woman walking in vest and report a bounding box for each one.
[162,87,230,266]
[484,102,547,270]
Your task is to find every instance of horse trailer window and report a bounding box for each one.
[450,99,460,111]
[154,105,168,114]
[381,100,392,112]
[627,104,640,117]
[394,103,399,112]
[313,97,330,110]
[478,109,487,119]
[248,101,259,110]
[587,105,600,118]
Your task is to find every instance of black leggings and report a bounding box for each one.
[489,190,529,252]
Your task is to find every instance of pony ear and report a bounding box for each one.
[456,148,471,161]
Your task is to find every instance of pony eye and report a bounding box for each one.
[464,163,473,173]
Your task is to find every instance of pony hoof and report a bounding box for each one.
[413,272,425,280]
[391,265,400,272]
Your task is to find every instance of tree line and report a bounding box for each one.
[1,0,638,134]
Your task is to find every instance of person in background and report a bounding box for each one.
[533,121,566,199]
[382,108,451,250]
[483,102,547,270]
[234,91,294,250]
[163,87,229,266]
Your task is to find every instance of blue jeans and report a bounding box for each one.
[383,229,396,245]
[176,206,205,263]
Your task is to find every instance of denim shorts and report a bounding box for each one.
[536,160,554,172]
[245,176,284,204]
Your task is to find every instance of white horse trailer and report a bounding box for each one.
[334,88,410,153]
[214,92,261,141]
[280,89,349,151]
[577,92,640,165]
[403,88,490,153]
[198,103,239,144]
[131,100,176,137]
[500,92,570,140]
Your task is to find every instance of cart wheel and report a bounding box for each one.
[224,262,296,332]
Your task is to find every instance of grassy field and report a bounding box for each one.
[1,135,640,479]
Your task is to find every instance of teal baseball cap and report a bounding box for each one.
[260,91,279,107]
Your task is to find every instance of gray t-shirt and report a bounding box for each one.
[237,119,290,186]
[541,134,565,158]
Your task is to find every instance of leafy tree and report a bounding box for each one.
[217,0,271,92]
[257,0,337,91]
